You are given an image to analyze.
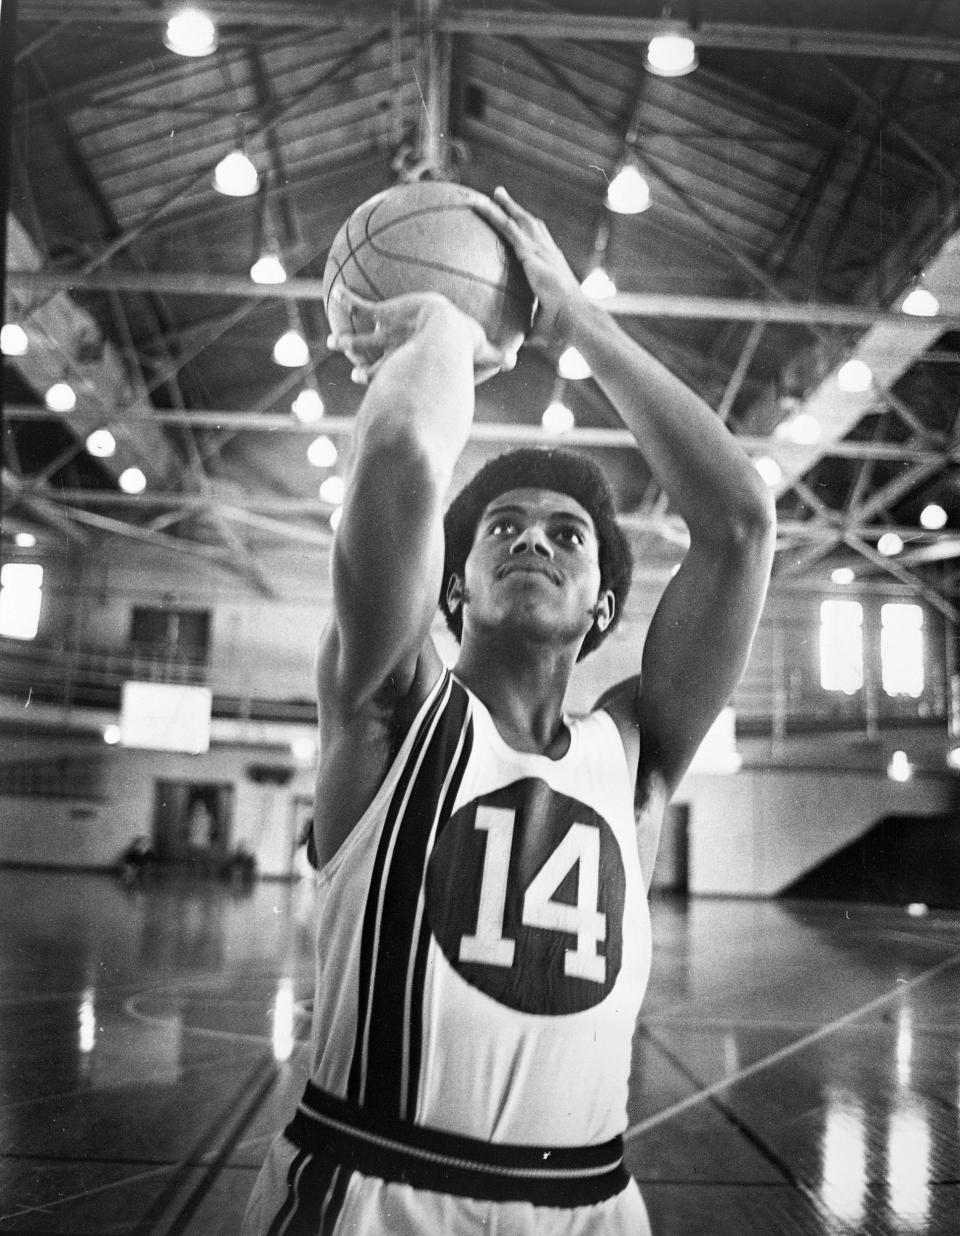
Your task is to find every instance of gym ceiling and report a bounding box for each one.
[5,0,960,615]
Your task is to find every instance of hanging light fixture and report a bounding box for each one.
[119,467,147,494]
[292,389,325,422]
[581,267,617,299]
[250,185,287,283]
[836,358,873,393]
[920,503,947,531]
[213,148,260,197]
[877,532,904,557]
[901,286,939,317]
[605,162,651,214]
[163,8,218,57]
[45,381,77,412]
[644,32,698,77]
[307,435,338,468]
[754,456,782,487]
[541,401,575,434]
[85,428,117,458]
[250,252,287,284]
[319,475,345,505]
[1,323,28,356]
[273,329,309,367]
[558,347,591,380]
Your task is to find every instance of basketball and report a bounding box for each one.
[322,181,536,352]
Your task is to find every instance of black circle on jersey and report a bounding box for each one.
[424,778,626,1014]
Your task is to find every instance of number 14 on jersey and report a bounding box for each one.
[458,806,608,983]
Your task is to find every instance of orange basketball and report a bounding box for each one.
[322,181,535,352]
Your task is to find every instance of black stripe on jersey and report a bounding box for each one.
[265,1148,345,1236]
[403,699,474,1121]
[352,673,472,1116]
[318,1165,350,1236]
[347,670,453,1106]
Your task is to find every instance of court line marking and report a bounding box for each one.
[0,1055,277,1227]
[641,1015,960,1032]
[625,947,960,1141]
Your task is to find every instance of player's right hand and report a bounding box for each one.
[327,287,518,386]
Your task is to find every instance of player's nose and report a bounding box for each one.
[510,526,553,558]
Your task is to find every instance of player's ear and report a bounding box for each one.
[593,588,615,633]
[446,573,466,614]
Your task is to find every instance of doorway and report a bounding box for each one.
[153,779,235,874]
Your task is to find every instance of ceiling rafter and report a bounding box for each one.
[15,4,960,65]
[18,270,960,333]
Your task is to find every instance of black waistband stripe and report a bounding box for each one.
[284,1084,630,1208]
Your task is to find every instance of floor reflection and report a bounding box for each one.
[1,874,957,1235]
[888,1099,931,1229]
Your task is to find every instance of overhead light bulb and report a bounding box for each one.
[920,503,947,530]
[291,735,316,764]
[558,346,591,380]
[877,532,903,556]
[103,724,121,745]
[754,456,782,487]
[85,428,116,458]
[250,252,287,284]
[887,749,912,782]
[307,435,338,468]
[213,149,260,197]
[580,267,617,299]
[901,287,939,317]
[273,329,309,367]
[163,8,218,57]
[541,401,575,434]
[15,532,37,548]
[605,163,651,214]
[1,323,28,356]
[644,33,699,77]
[45,381,77,412]
[292,389,324,421]
[778,412,821,445]
[329,506,343,532]
[836,358,873,393]
[319,475,345,505]
[119,467,147,494]
[831,567,855,585]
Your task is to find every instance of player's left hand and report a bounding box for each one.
[328,286,518,385]
[473,187,584,348]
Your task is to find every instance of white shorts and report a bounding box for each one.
[241,1130,652,1236]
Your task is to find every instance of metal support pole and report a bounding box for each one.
[0,0,21,524]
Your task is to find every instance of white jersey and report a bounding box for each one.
[308,667,652,1147]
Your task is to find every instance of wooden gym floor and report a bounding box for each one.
[1,867,958,1234]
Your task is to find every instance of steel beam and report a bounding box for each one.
[11,269,960,331]
[16,5,960,64]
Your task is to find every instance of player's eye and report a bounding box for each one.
[489,519,518,537]
[554,525,585,547]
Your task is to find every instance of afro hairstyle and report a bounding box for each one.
[440,447,633,660]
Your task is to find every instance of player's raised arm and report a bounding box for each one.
[319,290,504,716]
[476,188,776,797]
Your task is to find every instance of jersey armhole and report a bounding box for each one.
[316,665,452,883]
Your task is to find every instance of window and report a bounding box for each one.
[820,599,863,694]
[881,603,924,698]
[130,606,210,665]
[0,563,43,640]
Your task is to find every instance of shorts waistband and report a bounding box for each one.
[283,1082,630,1207]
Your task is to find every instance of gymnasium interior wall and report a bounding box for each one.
[3,533,958,895]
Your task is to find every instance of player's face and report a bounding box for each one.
[456,488,612,647]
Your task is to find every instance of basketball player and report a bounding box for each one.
[241,188,775,1234]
